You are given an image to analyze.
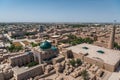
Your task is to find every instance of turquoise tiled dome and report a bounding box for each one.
[51,46,57,51]
[40,41,52,50]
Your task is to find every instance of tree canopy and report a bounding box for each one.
[62,34,94,45]
[7,44,23,52]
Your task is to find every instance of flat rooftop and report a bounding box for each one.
[108,72,120,80]
[66,43,120,65]
[12,64,42,75]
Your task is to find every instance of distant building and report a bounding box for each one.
[39,26,44,33]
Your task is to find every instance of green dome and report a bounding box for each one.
[40,41,52,50]
[51,46,57,51]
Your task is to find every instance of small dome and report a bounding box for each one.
[25,52,33,55]
[51,46,57,51]
[40,41,52,50]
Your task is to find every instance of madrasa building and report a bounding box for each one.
[64,25,120,72]
[9,40,59,67]
[65,43,120,72]
[33,40,59,64]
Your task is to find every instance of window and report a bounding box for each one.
[82,47,89,50]
[84,53,88,56]
[97,50,104,54]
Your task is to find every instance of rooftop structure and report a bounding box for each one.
[33,40,59,64]
[13,64,43,80]
[40,41,52,50]
[67,43,120,65]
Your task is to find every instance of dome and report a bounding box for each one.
[40,41,52,50]
[25,52,33,55]
[51,46,57,51]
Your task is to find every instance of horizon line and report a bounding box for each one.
[0,21,119,24]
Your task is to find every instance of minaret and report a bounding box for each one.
[108,21,116,49]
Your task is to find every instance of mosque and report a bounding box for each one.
[33,40,59,64]
[9,40,59,67]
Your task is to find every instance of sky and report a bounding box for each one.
[0,0,120,23]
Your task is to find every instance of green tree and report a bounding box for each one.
[69,59,76,67]
[76,59,82,66]
[7,44,23,52]
[62,34,94,45]
[81,70,89,80]
[27,61,38,67]
[31,42,38,47]
[114,42,120,50]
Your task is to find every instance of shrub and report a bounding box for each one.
[69,58,82,67]
[27,61,38,67]
[64,34,94,45]
[31,42,38,47]
[76,59,82,66]
[69,59,76,67]
[81,70,89,80]
[7,44,23,52]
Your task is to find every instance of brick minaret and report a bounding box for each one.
[108,23,116,49]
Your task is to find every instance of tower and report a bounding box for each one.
[108,21,116,49]
[39,26,44,33]
[39,26,44,39]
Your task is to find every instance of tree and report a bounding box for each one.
[7,44,23,52]
[30,42,38,47]
[69,59,76,67]
[66,34,94,45]
[81,70,89,80]
[76,59,82,66]
[69,59,82,67]
[27,61,38,67]
[114,42,120,50]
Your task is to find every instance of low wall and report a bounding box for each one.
[104,63,115,72]
[14,65,44,80]
[84,56,104,68]
[73,53,84,60]
[38,70,56,79]
[73,52,116,72]
[0,72,4,80]
[52,56,65,64]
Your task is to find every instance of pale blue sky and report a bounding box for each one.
[0,0,120,22]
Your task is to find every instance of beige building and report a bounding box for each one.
[65,43,120,72]
[0,71,4,80]
[9,52,34,67]
[13,64,44,80]
[33,41,59,64]
[0,64,13,80]
[8,41,60,80]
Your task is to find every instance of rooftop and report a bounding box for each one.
[66,43,120,65]
[12,64,42,75]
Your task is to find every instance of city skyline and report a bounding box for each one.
[0,0,120,22]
